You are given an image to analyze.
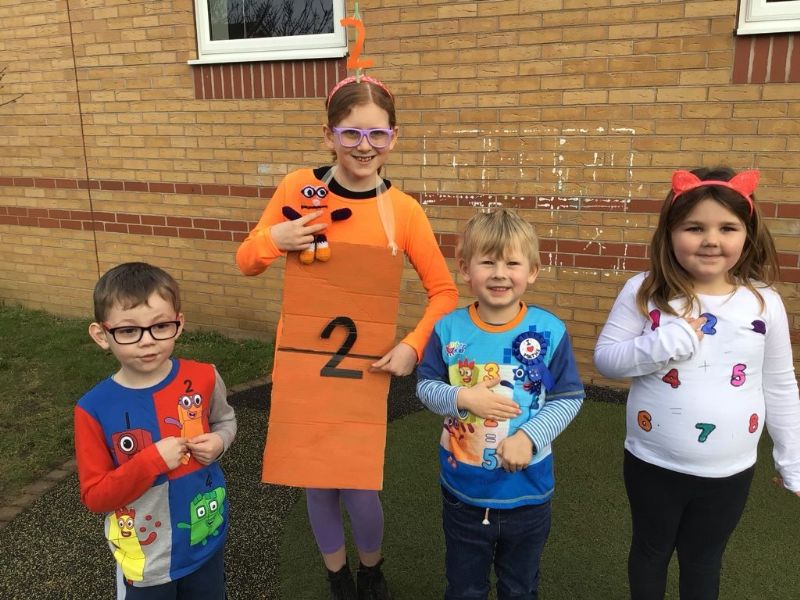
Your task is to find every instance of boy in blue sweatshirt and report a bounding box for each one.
[417,208,585,600]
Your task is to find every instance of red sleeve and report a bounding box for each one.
[74,406,168,513]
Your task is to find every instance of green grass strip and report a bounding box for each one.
[0,304,273,499]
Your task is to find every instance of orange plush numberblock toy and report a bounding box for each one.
[282,183,352,264]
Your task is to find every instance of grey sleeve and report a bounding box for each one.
[208,366,237,453]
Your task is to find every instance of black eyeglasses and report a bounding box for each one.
[331,127,394,148]
[103,320,181,345]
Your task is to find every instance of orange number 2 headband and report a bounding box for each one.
[671,169,760,215]
[327,2,393,106]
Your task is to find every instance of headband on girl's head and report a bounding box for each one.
[671,169,760,215]
[326,74,393,106]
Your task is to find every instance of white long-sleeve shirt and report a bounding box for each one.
[594,272,800,491]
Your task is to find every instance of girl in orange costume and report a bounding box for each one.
[236,75,457,599]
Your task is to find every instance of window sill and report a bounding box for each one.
[189,46,347,66]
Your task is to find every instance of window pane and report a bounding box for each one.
[208,0,334,41]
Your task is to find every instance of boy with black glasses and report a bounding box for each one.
[75,262,236,599]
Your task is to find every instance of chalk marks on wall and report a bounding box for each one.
[421,125,638,202]
[417,125,642,277]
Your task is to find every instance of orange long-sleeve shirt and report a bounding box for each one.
[236,167,458,358]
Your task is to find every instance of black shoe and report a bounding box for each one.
[357,559,392,600]
[327,562,357,600]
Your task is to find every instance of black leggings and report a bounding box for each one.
[623,450,754,600]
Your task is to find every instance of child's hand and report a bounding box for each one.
[685,315,707,340]
[457,378,521,421]
[496,432,534,472]
[370,342,417,376]
[155,436,189,470]
[771,474,800,497]
[271,210,327,252]
[186,433,224,465]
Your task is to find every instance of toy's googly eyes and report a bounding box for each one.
[118,434,136,453]
[316,187,328,198]
[180,395,192,408]
[301,186,316,198]
[192,394,202,406]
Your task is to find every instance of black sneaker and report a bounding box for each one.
[356,559,392,600]
[327,563,357,600]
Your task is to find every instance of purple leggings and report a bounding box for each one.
[306,488,384,554]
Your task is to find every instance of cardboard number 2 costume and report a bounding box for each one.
[236,166,458,491]
[263,242,403,490]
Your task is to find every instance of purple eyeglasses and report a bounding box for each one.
[331,127,394,149]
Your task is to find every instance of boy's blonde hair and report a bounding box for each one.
[457,208,540,268]
[93,262,181,322]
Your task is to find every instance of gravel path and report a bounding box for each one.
[0,376,622,599]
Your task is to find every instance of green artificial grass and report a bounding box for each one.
[0,304,273,499]
[280,401,800,599]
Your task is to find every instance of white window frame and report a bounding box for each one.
[190,0,347,65]
[737,0,800,35]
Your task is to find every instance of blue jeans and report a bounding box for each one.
[119,545,226,600]
[442,486,551,600]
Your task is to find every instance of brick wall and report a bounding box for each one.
[1,0,799,386]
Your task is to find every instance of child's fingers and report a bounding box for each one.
[497,396,521,409]
[369,357,390,372]
[771,475,800,496]
[297,210,323,224]
[686,316,707,337]
[501,460,521,473]
[291,210,328,234]
[371,353,389,366]
[490,405,519,420]
[489,397,520,417]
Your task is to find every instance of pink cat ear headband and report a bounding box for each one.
[326,74,393,106]
[671,169,760,215]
